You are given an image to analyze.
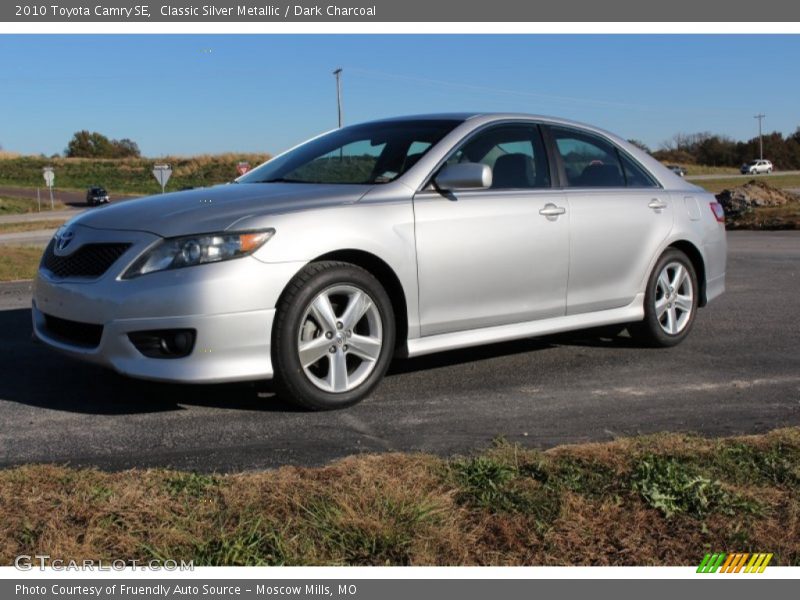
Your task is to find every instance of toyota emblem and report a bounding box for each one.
[56,228,75,251]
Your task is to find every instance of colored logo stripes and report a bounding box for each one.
[697,553,773,573]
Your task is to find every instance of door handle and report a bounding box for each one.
[648,199,668,210]
[539,204,566,218]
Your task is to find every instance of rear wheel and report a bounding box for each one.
[629,249,698,347]
[272,261,395,410]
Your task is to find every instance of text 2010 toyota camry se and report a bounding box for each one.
[33,113,726,410]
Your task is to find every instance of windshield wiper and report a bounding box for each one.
[259,177,305,184]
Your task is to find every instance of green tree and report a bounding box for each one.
[65,130,140,158]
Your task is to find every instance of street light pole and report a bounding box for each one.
[333,68,343,128]
[754,113,766,160]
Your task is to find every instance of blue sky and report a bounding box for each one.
[1,35,798,157]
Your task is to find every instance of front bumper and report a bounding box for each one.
[32,301,276,383]
[32,227,305,383]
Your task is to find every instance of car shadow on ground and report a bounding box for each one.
[0,307,641,416]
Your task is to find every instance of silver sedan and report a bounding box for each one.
[32,113,727,410]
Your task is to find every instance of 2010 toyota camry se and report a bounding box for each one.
[32,113,727,410]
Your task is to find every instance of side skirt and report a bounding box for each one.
[402,293,645,358]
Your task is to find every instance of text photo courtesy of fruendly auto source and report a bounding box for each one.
[0,34,798,567]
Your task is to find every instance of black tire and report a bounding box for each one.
[272,261,396,410]
[629,249,699,348]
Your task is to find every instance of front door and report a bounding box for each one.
[413,123,570,336]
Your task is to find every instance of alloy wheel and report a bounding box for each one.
[654,261,694,335]
[296,284,383,393]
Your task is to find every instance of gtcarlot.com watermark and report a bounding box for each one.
[15,554,194,571]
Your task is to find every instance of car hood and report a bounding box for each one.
[71,183,372,237]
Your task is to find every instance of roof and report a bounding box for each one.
[362,113,482,123]
[357,112,616,132]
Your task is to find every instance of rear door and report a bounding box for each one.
[545,125,673,315]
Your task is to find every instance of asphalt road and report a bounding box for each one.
[0,231,798,473]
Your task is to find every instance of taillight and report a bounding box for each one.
[709,202,725,223]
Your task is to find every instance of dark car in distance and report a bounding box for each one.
[667,165,687,177]
[86,186,110,206]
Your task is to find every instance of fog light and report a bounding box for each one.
[128,329,196,359]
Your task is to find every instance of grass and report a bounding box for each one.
[0,246,42,281]
[0,220,65,234]
[0,153,271,195]
[669,164,740,176]
[0,195,67,215]
[688,174,800,194]
[630,455,760,519]
[1,428,798,566]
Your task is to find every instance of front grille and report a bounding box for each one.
[41,239,131,279]
[42,313,103,348]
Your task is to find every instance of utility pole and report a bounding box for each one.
[754,113,766,160]
[333,68,343,128]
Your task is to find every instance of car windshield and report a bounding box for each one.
[237,119,462,185]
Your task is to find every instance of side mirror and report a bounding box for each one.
[434,162,492,191]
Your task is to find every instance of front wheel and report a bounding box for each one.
[272,261,395,410]
[629,249,698,347]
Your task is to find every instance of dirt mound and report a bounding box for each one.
[715,179,800,230]
[716,179,798,216]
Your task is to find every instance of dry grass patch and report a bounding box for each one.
[0,220,65,234]
[0,246,42,281]
[0,196,68,215]
[1,429,798,566]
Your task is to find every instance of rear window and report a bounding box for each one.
[549,126,658,188]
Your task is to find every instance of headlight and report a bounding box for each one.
[122,229,275,279]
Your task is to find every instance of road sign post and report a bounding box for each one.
[42,167,55,210]
[152,164,172,194]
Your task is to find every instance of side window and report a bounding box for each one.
[446,125,550,189]
[550,127,625,188]
[619,152,658,188]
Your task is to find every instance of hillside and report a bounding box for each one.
[0,153,271,195]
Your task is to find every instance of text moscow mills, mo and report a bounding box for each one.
[16,584,360,597]
[14,4,379,18]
